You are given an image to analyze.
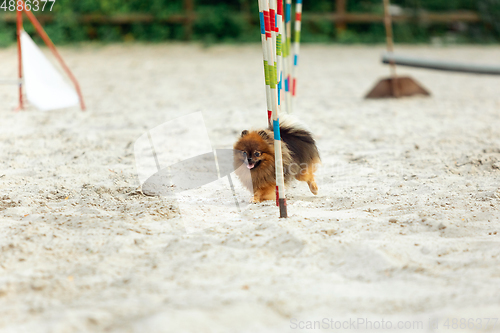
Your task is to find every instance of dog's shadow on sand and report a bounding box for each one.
[286,195,327,203]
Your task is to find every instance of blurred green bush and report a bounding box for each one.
[0,0,498,45]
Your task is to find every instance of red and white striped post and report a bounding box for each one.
[16,7,23,111]
[292,0,303,104]
[258,0,288,218]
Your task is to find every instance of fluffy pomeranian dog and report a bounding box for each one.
[233,117,320,202]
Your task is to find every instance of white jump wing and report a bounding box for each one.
[20,31,79,111]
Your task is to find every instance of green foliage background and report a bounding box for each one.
[0,0,499,46]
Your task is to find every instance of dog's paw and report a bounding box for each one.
[308,182,318,195]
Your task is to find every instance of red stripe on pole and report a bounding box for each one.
[270,9,276,32]
[277,1,283,16]
[268,110,272,121]
[276,186,279,206]
[16,8,23,111]
[264,10,271,33]
[292,78,297,96]
[296,12,302,21]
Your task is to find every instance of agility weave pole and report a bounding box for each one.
[273,0,287,218]
[258,5,273,124]
[16,8,23,110]
[257,0,288,218]
[291,0,302,105]
[16,2,86,111]
[276,0,284,111]
[283,0,292,113]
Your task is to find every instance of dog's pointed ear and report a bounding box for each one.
[241,130,249,137]
[258,130,269,139]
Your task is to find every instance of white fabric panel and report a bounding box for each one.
[20,31,79,111]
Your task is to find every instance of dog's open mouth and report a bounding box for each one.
[246,160,261,170]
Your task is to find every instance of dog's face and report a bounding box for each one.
[234,130,273,170]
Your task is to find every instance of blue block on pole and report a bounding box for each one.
[273,120,280,140]
[259,12,265,34]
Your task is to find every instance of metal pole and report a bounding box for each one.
[382,53,500,75]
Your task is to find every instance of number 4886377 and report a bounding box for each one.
[1,0,57,11]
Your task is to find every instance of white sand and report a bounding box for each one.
[0,44,500,332]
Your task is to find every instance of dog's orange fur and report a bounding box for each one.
[234,129,320,203]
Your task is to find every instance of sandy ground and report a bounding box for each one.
[1,43,500,332]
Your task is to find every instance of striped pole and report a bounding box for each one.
[284,0,292,113]
[276,0,284,111]
[16,7,23,111]
[271,0,287,218]
[259,0,288,218]
[292,0,303,103]
[258,0,273,124]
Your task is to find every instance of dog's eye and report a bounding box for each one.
[254,152,261,157]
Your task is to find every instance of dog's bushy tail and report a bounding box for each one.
[269,115,320,165]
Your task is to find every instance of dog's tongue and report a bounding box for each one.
[247,163,255,169]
